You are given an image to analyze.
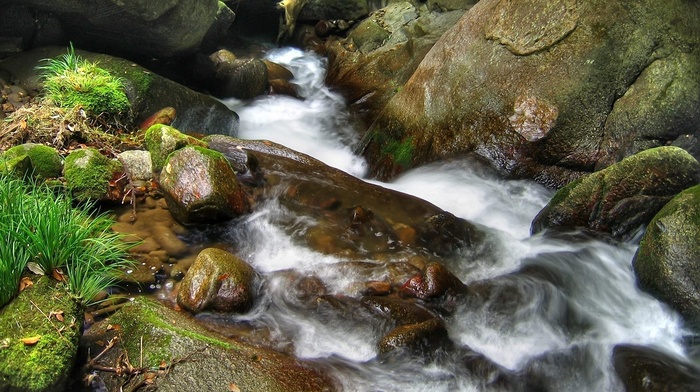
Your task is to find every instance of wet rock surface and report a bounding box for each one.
[613,344,700,392]
[531,146,700,239]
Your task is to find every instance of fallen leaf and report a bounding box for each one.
[229,383,241,392]
[159,360,168,370]
[19,277,33,291]
[20,119,27,130]
[26,262,45,275]
[106,324,121,331]
[1,338,11,349]
[20,335,41,345]
[52,268,67,282]
[49,310,65,322]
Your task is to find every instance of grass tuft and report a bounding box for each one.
[36,43,130,116]
[0,174,135,308]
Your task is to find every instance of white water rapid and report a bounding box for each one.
[222,48,692,391]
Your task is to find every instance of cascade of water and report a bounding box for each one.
[222,48,690,391]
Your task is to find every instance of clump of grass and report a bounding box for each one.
[0,174,135,308]
[36,44,130,116]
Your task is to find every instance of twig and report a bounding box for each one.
[86,336,119,368]
[29,299,71,348]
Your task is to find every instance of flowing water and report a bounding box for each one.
[219,48,692,391]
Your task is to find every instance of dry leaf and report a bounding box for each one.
[19,277,33,292]
[1,338,11,349]
[49,310,65,322]
[159,360,167,370]
[52,268,67,282]
[26,262,45,275]
[229,383,241,392]
[20,335,41,345]
[20,119,27,130]
[106,324,121,331]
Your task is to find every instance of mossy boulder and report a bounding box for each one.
[531,146,700,239]
[632,184,700,330]
[1,143,62,179]
[159,145,250,224]
[144,124,208,171]
[80,297,336,392]
[64,147,122,202]
[177,247,259,314]
[0,276,82,392]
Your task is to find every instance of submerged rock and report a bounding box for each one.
[632,184,700,330]
[531,146,700,239]
[159,145,250,224]
[80,297,336,392]
[177,247,259,314]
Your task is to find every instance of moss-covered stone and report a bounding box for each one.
[632,184,700,331]
[2,143,63,179]
[0,154,32,177]
[0,277,82,392]
[64,147,122,202]
[144,124,208,171]
[531,146,700,239]
[80,297,335,392]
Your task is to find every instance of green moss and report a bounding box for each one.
[0,277,81,392]
[382,137,415,168]
[145,125,208,171]
[64,148,121,201]
[107,298,233,367]
[38,45,130,115]
[3,144,63,179]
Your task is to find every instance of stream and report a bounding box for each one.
[202,48,691,391]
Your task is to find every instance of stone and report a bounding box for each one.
[2,143,62,179]
[532,146,700,239]
[0,277,82,392]
[159,145,250,224]
[378,318,450,355]
[144,124,208,172]
[80,297,335,391]
[64,147,123,202]
[17,0,221,58]
[177,248,258,313]
[632,184,700,330]
[117,150,153,182]
[613,344,700,392]
[358,0,700,187]
[400,261,467,300]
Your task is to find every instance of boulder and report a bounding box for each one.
[531,146,700,239]
[209,51,269,99]
[359,0,700,187]
[323,3,467,125]
[177,248,258,314]
[0,277,82,392]
[2,142,62,179]
[159,145,250,224]
[80,297,335,392]
[632,184,700,330]
[378,318,450,355]
[0,46,241,136]
[298,0,370,22]
[16,0,221,58]
[117,150,153,182]
[613,344,700,392]
[400,261,467,300]
[64,147,122,202]
[205,134,485,259]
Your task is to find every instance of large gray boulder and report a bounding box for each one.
[632,184,700,331]
[531,146,700,239]
[7,0,221,58]
[359,0,700,187]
